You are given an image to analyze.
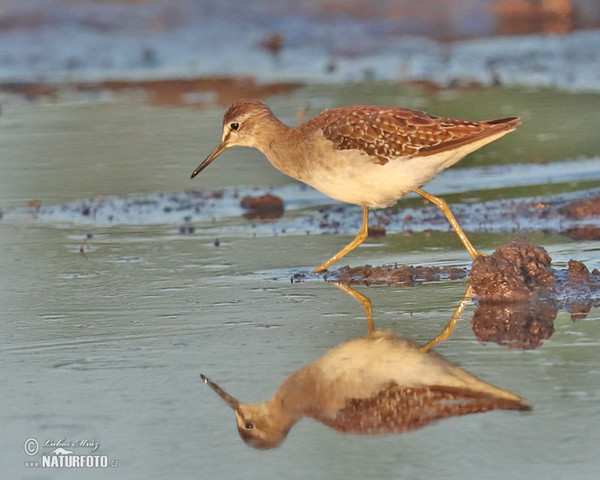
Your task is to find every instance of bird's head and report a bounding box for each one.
[191,99,275,178]
[201,374,292,449]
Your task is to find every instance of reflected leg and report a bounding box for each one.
[420,285,474,352]
[333,282,374,334]
[313,206,369,273]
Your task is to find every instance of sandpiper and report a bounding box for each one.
[191,99,520,272]
[201,330,530,449]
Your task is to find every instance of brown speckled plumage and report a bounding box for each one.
[304,106,518,165]
[321,383,529,435]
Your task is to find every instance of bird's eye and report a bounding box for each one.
[230,122,240,131]
[244,421,254,430]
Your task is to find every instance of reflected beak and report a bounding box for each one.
[201,374,240,410]
[191,142,228,178]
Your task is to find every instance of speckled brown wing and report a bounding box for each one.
[315,383,530,435]
[311,106,520,165]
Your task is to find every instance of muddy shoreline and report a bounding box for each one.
[315,238,600,350]
[314,238,600,314]
[0,77,301,107]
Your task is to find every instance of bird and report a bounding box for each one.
[201,330,530,449]
[191,99,520,273]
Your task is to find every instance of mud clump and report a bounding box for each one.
[367,225,386,237]
[568,259,590,283]
[564,226,600,241]
[560,260,600,321]
[558,195,600,220]
[469,239,556,302]
[240,194,284,220]
[0,82,58,100]
[465,238,561,349]
[470,239,600,349]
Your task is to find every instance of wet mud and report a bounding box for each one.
[468,239,600,349]
[469,238,600,312]
[564,226,600,241]
[9,179,599,232]
[556,195,600,241]
[470,301,558,350]
[304,237,599,304]
[364,191,600,241]
[240,194,284,220]
[469,239,556,303]
[558,194,600,220]
[319,238,600,350]
[318,265,468,287]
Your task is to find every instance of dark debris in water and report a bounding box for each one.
[367,225,386,237]
[240,194,284,220]
[322,264,468,287]
[558,195,600,220]
[179,226,196,234]
[564,225,600,241]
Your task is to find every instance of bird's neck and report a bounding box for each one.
[255,121,313,181]
[271,368,330,421]
[252,395,302,437]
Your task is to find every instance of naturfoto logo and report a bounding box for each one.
[23,437,118,469]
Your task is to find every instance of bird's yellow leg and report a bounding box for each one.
[333,282,375,333]
[313,206,370,273]
[420,285,474,352]
[413,187,483,259]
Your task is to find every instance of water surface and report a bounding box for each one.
[1,84,599,479]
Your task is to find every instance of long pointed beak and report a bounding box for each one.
[191,142,228,178]
[201,374,240,410]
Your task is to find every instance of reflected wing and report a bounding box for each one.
[317,383,530,435]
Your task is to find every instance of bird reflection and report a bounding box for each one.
[201,284,530,449]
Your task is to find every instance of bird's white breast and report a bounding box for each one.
[302,149,448,207]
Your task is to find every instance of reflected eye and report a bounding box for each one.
[244,421,254,430]
[230,122,240,131]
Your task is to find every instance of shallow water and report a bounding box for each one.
[1,85,599,479]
